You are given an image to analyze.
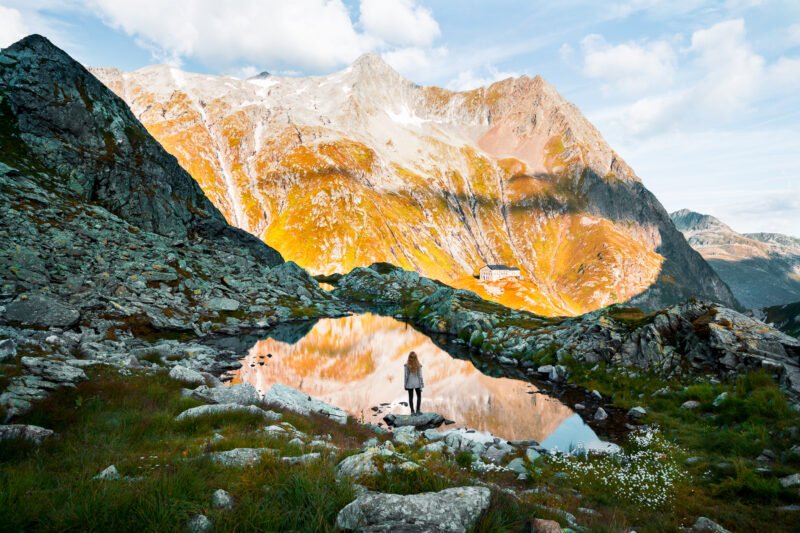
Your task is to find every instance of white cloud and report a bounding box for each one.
[382,45,447,81]
[86,0,373,71]
[559,43,574,63]
[769,56,800,88]
[601,127,800,235]
[0,5,29,48]
[587,19,800,139]
[359,0,440,48]
[581,33,676,94]
[606,0,706,19]
[686,18,763,115]
[82,0,445,75]
[447,65,518,91]
[789,23,800,46]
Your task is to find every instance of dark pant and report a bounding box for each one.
[407,388,422,414]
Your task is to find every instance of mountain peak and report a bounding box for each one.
[0,33,281,263]
[350,53,404,80]
[248,71,272,80]
[670,209,731,233]
[3,33,56,54]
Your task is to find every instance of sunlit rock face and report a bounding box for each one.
[231,314,573,442]
[92,58,737,315]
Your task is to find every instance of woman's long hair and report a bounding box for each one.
[407,351,421,374]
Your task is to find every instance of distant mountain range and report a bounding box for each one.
[671,209,800,309]
[90,58,736,315]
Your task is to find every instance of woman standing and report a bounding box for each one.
[404,351,424,414]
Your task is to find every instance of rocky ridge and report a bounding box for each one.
[671,209,800,309]
[333,264,800,399]
[92,56,738,316]
[0,36,343,419]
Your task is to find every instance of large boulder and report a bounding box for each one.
[190,384,260,406]
[335,486,491,532]
[384,412,449,430]
[205,297,240,312]
[335,443,418,480]
[206,448,276,467]
[22,357,86,384]
[4,294,79,327]
[263,383,347,424]
[392,426,419,446]
[168,365,206,386]
[0,424,55,445]
[692,517,732,533]
[174,403,278,422]
[0,339,17,363]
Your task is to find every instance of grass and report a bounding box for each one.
[554,361,800,531]
[0,367,360,532]
[4,355,798,532]
[0,367,557,532]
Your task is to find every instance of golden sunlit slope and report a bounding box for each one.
[91,58,737,315]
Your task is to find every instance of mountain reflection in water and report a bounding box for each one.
[231,314,602,445]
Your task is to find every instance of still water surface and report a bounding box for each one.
[230,314,609,451]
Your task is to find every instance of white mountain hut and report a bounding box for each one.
[479,264,522,282]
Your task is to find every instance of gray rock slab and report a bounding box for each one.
[5,294,79,327]
[281,453,321,465]
[335,486,491,532]
[207,447,276,467]
[692,516,732,533]
[22,357,86,384]
[169,365,206,386]
[263,383,347,424]
[191,384,260,406]
[175,403,277,422]
[383,412,448,430]
[0,424,55,445]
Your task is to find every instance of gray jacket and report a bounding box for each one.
[404,364,424,390]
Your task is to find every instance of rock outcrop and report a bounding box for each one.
[335,486,491,532]
[384,412,449,429]
[174,403,277,422]
[263,383,348,424]
[0,35,344,419]
[206,447,276,467]
[0,35,342,338]
[0,424,55,445]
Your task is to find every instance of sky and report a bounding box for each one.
[1,0,798,236]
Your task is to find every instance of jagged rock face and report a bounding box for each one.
[92,55,737,315]
[672,209,800,309]
[0,35,280,264]
[0,36,343,346]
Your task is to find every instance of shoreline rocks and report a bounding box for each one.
[384,412,450,430]
[263,383,348,424]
